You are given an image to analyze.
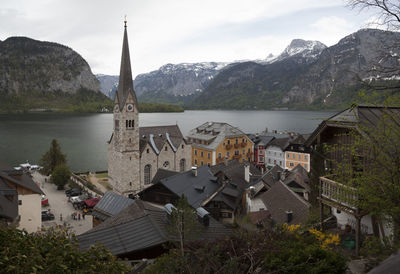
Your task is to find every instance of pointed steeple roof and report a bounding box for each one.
[116,20,138,110]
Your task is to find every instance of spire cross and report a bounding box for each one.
[124,15,127,27]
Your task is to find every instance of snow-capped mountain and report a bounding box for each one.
[96,39,326,99]
[134,62,230,97]
[275,39,327,62]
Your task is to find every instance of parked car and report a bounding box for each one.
[41,210,55,221]
[41,195,49,206]
[65,188,82,197]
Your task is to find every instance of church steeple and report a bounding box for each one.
[116,18,138,110]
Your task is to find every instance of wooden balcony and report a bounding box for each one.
[319,175,358,213]
[232,154,241,159]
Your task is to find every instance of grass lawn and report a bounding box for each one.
[95,173,108,179]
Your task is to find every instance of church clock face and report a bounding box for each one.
[127,103,134,112]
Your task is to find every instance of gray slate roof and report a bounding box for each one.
[250,165,284,197]
[188,122,250,150]
[210,160,261,190]
[78,199,231,256]
[247,134,275,146]
[158,166,219,208]
[210,160,261,209]
[92,191,134,221]
[150,168,179,185]
[0,163,43,195]
[260,180,310,225]
[284,164,310,192]
[139,125,185,154]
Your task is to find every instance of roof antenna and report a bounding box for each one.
[124,15,127,27]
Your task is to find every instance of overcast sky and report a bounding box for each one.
[0,0,378,77]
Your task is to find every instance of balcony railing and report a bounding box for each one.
[320,175,358,210]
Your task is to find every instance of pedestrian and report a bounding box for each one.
[60,213,62,221]
[82,212,85,220]
[78,213,81,221]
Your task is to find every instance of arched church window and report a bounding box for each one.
[144,164,151,185]
[179,159,186,172]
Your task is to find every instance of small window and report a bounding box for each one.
[227,140,231,145]
[298,154,301,160]
[287,154,290,158]
[180,158,186,172]
[147,148,150,153]
[165,146,168,151]
[207,152,210,159]
[242,149,245,155]
[336,209,341,214]
[235,150,239,156]
[18,200,22,205]
[163,161,170,168]
[242,138,245,143]
[248,148,250,153]
[290,162,294,167]
[181,144,184,149]
[218,153,222,158]
[201,161,204,166]
[279,161,282,166]
[304,155,308,160]
[144,165,151,185]
[201,151,204,157]
[235,139,238,144]
[194,150,197,156]
[195,159,198,165]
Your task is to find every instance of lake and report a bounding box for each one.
[0,110,334,172]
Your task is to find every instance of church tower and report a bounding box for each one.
[108,19,140,196]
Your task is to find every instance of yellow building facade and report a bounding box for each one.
[188,122,254,167]
[284,151,310,172]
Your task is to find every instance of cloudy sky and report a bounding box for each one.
[0,0,378,77]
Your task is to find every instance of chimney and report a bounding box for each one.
[191,166,198,177]
[249,186,256,197]
[224,156,228,166]
[276,171,281,181]
[196,207,210,227]
[285,210,293,223]
[244,163,250,183]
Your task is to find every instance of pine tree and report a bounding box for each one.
[39,139,67,175]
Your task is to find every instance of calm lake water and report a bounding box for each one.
[0,110,334,172]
